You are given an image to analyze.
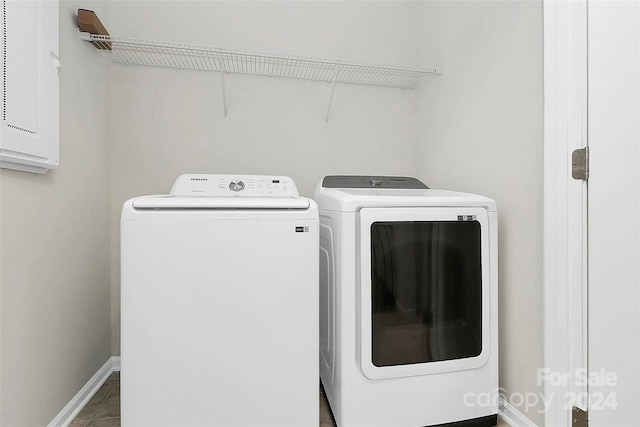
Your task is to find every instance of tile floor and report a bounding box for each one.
[69,372,336,427]
[70,372,506,427]
[69,372,120,426]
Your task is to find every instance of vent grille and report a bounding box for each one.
[0,147,48,161]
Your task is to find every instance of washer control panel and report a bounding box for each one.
[229,180,245,192]
[170,174,299,197]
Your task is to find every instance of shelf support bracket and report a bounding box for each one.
[220,71,228,119]
[216,53,228,119]
[325,65,340,123]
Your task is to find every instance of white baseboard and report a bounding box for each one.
[47,356,121,427]
[499,396,539,427]
[111,355,121,372]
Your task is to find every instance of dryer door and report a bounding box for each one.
[358,207,491,380]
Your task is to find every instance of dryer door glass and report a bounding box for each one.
[359,207,492,380]
[370,220,482,366]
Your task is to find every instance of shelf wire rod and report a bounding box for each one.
[303,60,313,80]
[275,57,283,79]
[309,61,320,81]
[296,59,308,80]
[407,72,423,87]
[187,49,201,70]
[287,58,296,78]
[175,47,190,69]
[373,68,392,87]
[85,34,437,89]
[397,72,413,88]
[289,58,299,79]
[230,52,240,74]
[193,52,204,70]
[144,44,163,67]
[321,63,333,82]
[267,56,275,77]
[378,69,396,87]
[217,54,228,119]
[380,69,398,87]
[141,46,160,68]
[112,43,132,65]
[178,48,192,69]
[308,60,322,80]
[303,60,315,79]
[199,51,212,70]
[221,52,230,73]
[308,61,322,81]
[356,65,371,85]
[342,65,359,85]
[256,55,262,75]
[388,70,407,88]
[125,45,145,67]
[399,73,416,88]
[302,60,314,79]
[366,67,383,86]
[295,60,304,79]
[291,59,300,78]
[325,65,340,123]
[282,58,290,79]
[205,53,216,73]
[144,45,162,67]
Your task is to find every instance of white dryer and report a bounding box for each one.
[315,176,498,427]
[121,174,319,427]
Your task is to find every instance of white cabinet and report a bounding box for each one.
[0,0,59,174]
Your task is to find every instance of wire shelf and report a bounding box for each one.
[82,34,438,89]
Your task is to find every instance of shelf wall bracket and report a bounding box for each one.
[220,71,228,119]
[325,65,340,123]
[217,54,228,119]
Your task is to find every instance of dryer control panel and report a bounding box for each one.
[322,175,428,189]
[170,174,300,197]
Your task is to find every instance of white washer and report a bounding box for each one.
[315,176,498,427]
[121,174,319,427]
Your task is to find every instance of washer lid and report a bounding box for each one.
[131,195,310,210]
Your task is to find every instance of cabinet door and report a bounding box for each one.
[0,0,59,174]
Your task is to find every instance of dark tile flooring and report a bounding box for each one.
[70,372,120,426]
[69,372,503,427]
[69,372,337,427]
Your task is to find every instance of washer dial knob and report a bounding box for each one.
[229,180,245,192]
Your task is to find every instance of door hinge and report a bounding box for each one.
[572,147,589,181]
[572,406,588,427]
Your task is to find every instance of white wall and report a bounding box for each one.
[416,1,544,425]
[0,1,111,425]
[107,0,422,355]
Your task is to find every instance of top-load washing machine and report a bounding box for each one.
[315,175,498,427]
[121,174,319,427]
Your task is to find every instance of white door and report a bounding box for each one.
[587,1,640,425]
